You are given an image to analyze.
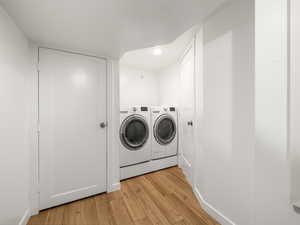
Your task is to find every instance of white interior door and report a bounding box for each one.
[179,45,195,185]
[39,48,107,209]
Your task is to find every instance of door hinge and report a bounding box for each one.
[37,63,40,73]
[37,124,40,134]
[33,183,41,193]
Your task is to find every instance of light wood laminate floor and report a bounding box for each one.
[28,167,219,225]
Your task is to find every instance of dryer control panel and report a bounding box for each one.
[169,107,176,112]
[141,106,148,111]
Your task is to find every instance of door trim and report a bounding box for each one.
[178,39,197,188]
[30,47,120,214]
[38,46,107,60]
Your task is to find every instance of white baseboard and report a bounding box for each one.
[193,186,236,225]
[18,209,31,225]
[30,191,39,215]
[178,154,193,184]
[108,182,121,192]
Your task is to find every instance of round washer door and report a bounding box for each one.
[120,115,149,151]
[154,114,176,145]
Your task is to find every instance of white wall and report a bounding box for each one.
[193,1,300,225]
[194,1,254,224]
[157,63,180,106]
[254,0,300,224]
[119,65,159,108]
[0,5,32,225]
[290,0,300,206]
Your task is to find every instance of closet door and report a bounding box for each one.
[179,44,195,184]
[39,48,107,209]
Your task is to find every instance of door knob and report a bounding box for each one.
[100,122,107,128]
[187,121,193,126]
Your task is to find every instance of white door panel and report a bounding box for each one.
[39,49,107,209]
[179,45,195,184]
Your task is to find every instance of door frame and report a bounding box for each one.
[30,46,120,215]
[178,40,197,187]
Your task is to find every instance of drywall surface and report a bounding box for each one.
[195,0,254,224]
[0,5,32,225]
[119,65,159,108]
[290,0,300,206]
[1,0,227,57]
[157,63,180,106]
[254,0,300,224]
[195,0,300,224]
[120,27,197,72]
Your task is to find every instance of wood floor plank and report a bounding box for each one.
[81,198,99,225]
[106,190,122,201]
[167,167,189,184]
[163,172,218,225]
[147,170,197,207]
[142,170,218,225]
[144,172,170,196]
[138,176,184,224]
[62,201,85,225]
[109,194,135,225]
[27,167,219,225]
[157,172,207,212]
[121,180,147,221]
[166,193,207,225]
[95,194,116,225]
[133,217,154,225]
[27,210,48,225]
[45,206,65,225]
[127,178,172,225]
[174,219,192,225]
[164,170,194,192]
[173,191,218,225]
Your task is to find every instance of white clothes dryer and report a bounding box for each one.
[151,106,178,160]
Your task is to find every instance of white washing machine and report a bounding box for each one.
[119,106,152,167]
[151,106,178,160]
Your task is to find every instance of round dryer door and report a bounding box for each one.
[154,114,176,145]
[120,115,149,150]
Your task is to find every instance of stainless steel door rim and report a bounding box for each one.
[153,114,176,145]
[120,114,149,151]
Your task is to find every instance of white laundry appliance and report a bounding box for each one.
[120,106,178,180]
[151,106,178,159]
[119,106,152,167]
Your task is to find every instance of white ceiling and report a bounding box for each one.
[0,0,227,58]
[120,27,198,72]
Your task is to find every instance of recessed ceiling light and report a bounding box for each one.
[153,48,162,56]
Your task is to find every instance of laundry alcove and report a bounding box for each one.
[118,27,197,181]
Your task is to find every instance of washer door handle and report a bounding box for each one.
[100,122,107,128]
